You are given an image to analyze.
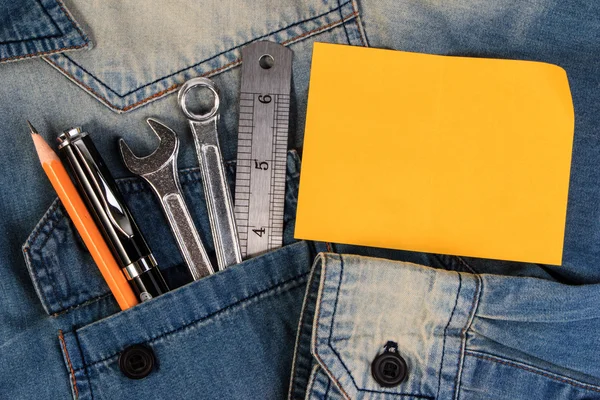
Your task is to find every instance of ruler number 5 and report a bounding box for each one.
[258,94,272,104]
[254,160,269,170]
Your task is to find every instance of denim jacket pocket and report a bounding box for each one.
[58,240,313,400]
[22,148,305,399]
[22,149,301,319]
[294,254,600,400]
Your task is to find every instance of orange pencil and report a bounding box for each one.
[29,122,138,310]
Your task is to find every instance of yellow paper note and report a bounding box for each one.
[295,43,574,265]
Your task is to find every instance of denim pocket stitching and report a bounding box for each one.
[41,2,361,113]
[73,271,309,371]
[58,330,80,399]
[350,0,370,47]
[287,248,323,400]
[2,43,88,63]
[52,0,87,41]
[435,272,462,399]
[22,198,65,313]
[455,273,483,399]
[336,0,351,45]
[455,256,477,273]
[465,350,600,393]
[51,293,113,318]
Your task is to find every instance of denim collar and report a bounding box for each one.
[0,0,89,63]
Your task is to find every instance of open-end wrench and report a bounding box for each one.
[178,78,242,270]
[119,118,214,280]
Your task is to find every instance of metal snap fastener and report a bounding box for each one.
[119,345,155,379]
[371,341,407,387]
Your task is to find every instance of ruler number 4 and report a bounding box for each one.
[252,227,266,237]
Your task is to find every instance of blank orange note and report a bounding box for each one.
[295,43,574,265]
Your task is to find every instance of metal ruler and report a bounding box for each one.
[234,41,293,259]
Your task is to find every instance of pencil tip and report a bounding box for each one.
[27,120,39,135]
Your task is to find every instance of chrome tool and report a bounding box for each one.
[57,126,169,302]
[119,118,214,280]
[178,77,242,270]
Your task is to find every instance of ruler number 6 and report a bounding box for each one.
[254,160,269,170]
[258,94,272,104]
[252,227,266,237]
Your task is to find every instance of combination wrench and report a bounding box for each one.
[119,118,214,280]
[178,78,242,270]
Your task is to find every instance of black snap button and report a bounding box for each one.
[371,341,407,387]
[119,345,155,379]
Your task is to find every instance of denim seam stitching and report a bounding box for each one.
[23,198,62,252]
[0,43,88,63]
[54,0,87,40]
[22,200,62,312]
[311,255,352,398]
[337,0,351,44]
[42,9,358,112]
[324,372,332,398]
[287,254,320,399]
[282,11,357,48]
[58,330,79,399]
[351,19,365,47]
[314,254,433,399]
[73,272,309,371]
[465,350,600,393]
[0,34,62,45]
[29,206,65,311]
[453,273,482,400]
[51,293,113,317]
[58,1,353,99]
[38,223,65,311]
[436,272,462,399]
[455,256,476,274]
[305,364,321,397]
[351,0,370,46]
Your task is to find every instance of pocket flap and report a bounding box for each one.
[309,253,476,399]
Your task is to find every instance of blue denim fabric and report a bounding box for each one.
[1,0,600,399]
[290,254,600,399]
[0,0,90,62]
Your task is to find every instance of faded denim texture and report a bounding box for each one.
[1,0,600,399]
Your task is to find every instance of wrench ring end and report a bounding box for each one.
[178,78,220,122]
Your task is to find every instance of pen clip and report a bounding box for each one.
[74,142,135,238]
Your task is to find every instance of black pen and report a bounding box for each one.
[57,127,169,302]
